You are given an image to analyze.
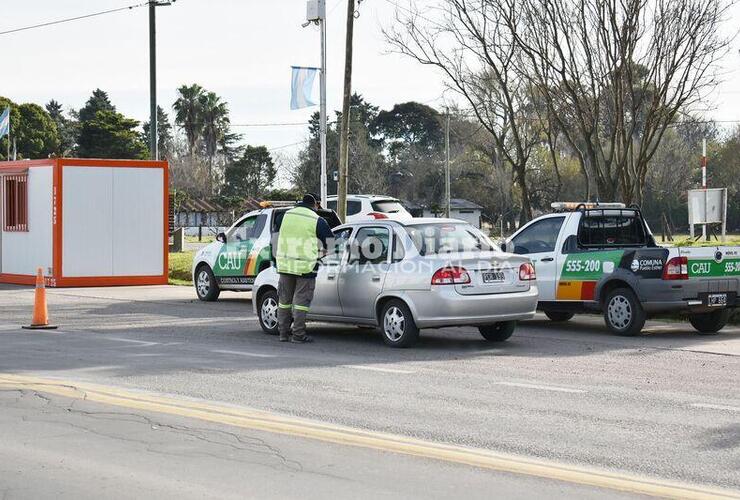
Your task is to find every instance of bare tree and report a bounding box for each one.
[385,0,542,221]
[503,0,731,204]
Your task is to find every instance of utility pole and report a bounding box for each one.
[445,109,451,218]
[149,1,158,161]
[148,1,175,161]
[702,137,707,241]
[337,0,356,222]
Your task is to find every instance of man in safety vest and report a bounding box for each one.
[275,193,333,343]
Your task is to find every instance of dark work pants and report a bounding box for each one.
[277,274,316,340]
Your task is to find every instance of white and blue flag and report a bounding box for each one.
[290,66,318,110]
[0,107,9,139]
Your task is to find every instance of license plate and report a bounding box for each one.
[707,293,727,307]
[482,271,505,283]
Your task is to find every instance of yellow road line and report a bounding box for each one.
[0,372,737,500]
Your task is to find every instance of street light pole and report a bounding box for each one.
[149,0,158,160]
[319,6,328,207]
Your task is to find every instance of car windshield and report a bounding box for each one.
[404,223,495,255]
[371,200,405,214]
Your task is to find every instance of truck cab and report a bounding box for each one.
[504,203,739,336]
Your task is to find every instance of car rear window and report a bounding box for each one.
[404,223,494,255]
[326,200,362,215]
[371,200,405,214]
[578,211,647,247]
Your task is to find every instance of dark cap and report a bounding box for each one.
[302,193,317,205]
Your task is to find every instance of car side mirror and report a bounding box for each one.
[216,232,227,243]
[499,240,508,252]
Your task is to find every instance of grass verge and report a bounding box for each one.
[169,251,195,286]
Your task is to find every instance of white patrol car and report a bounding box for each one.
[192,204,340,301]
[503,202,740,336]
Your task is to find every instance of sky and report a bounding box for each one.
[1,0,739,171]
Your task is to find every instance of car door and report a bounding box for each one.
[213,215,263,286]
[507,216,565,301]
[310,228,352,317]
[338,226,391,319]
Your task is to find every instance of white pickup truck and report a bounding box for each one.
[502,203,739,336]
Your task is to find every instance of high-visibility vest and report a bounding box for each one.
[276,206,320,275]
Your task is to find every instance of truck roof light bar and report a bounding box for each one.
[550,202,626,211]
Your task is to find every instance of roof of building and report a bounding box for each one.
[449,198,483,210]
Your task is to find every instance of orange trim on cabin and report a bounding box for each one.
[0,160,55,170]
[0,273,37,286]
[55,275,168,287]
[52,162,62,282]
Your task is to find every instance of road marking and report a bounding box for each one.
[211,349,278,359]
[342,365,415,374]
[0,373,734,500]
[495,381,586,394]
[692,403,740,413]
[104,337,159,348]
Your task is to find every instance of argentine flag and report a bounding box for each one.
[0,107,9,139]
[290,66,318,110]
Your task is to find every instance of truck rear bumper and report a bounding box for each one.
[638,278,738,313]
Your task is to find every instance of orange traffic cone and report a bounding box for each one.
[22,267,57,330]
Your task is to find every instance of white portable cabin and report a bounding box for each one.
[0,158,168,287]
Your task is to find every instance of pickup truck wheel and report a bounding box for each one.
[544,311,574,322]
[380,300,419,348]
[257,289,280,336]
[478,321,517,342]
[604,288,646,336]
[195,265,220,302]
[689,310,730,335]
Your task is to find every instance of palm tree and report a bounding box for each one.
[173,84,204,155]
[199,91,231,194]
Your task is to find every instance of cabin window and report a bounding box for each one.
[3,174,29,232]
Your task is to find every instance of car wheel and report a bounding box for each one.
[689,309,729,335]
[258,289,280,335]
[478,321,516,342]
[195,265,220,302]
[380,300,419,348]
[544,311,574,322]
[604,287,645,336]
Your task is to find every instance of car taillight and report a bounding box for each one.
[662,256,688,280]
[368,212,388,219]
[431,266,471,285]
[519,262,536,281]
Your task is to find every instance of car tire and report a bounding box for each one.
[380,300,419,348]
[544,311,575,322]
[478,321,516,342]
[195,265,220,302]
[689,309,730,335]
[257,289,280,336]
[604,287,645,336]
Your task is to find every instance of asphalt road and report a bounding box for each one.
[1,284,739,498]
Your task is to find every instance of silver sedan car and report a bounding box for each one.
[253,218,539,347]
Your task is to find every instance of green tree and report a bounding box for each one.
[46,99,78,156]
[0,97,59,160]
[223,146,277,197]
[78,89,115,123]
[293,93,387,196]
[142,106,174,159]
[16,103,60,159]
[77,109,147,159]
